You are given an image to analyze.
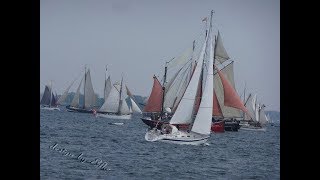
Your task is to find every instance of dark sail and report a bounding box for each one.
[40,86,51,105]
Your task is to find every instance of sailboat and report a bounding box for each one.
[141,16,249,134]
[66,67,97,113]
[145,10,216,145]
[141,42,196,130]
[40,82,60,111]
[240,93,268,131]
[96,76,132,119]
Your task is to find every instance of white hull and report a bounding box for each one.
[240,126,266,131]
[40,107,60,111]
[96,113,132,120]
[145,128,209,145]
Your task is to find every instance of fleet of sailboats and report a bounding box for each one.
[40,10,274,145]
[240,93,269,131]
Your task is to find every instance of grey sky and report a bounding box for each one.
[40,0,280,111]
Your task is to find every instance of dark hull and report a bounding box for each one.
[140,117,189,130]
[66,105,94,114]
[224,120,241,131]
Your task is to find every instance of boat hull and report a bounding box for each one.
[66,105,94,113]
[140,117,189,130]
[224,120,240,131]
[97,113,132,119]
[240,126,266,131]
[145,128,209,145]
[211,120,225,133]
[40,106,60,111]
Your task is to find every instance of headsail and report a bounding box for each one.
[57,78,76,105]
[191,19,214,135]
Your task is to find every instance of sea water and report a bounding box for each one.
[40,108,280,179]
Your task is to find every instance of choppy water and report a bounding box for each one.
[40,108,280,179]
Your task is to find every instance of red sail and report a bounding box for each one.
[143,76,163,112]
[213,91,223,116]
[216,68,250,115]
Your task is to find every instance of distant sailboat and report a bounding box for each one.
[240,93,268,131]
[40,81,60,111]
[145,10,215,145]
[66,67,97,113]
[96,76,132,119]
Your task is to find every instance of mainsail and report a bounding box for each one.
[169,34,208,125]
[40,85,51,105]
[84,69,96,109]
[143,76,163,112]
[70,76,84,108]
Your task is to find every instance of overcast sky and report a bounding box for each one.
[40,0,280,111]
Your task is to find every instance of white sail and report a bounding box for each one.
[84,69,96,109]
[164,63,192,109]
[130,97,142,113]
[191,29,214,135]
[118,81,131,115]
[120,100,131,114]
[169,35,207,125]
[255,103,260,122]
[57,79,76,105]
[259,106,268,125]
[70,77,84,107]
[244,94,255,120]
[103,84,120,113]
[99,76,113,111]
[215,31,230,63]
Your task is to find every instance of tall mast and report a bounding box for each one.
[83,65,87,109]
[104,65,107,100]
[160,57,174,118]
[117,75,124,114]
